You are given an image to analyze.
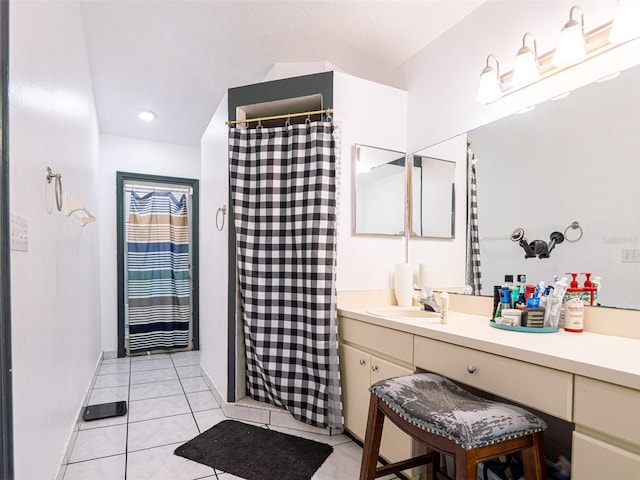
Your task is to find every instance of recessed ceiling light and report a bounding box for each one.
[138,110,156,122]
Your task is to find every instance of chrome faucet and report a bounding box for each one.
[417,287,441,313]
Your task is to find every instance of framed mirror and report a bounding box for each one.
[353,144,406,236]
[410,155,455,238]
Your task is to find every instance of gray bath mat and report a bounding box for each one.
[174,419,334,480]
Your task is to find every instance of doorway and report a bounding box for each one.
[116,172,200,357]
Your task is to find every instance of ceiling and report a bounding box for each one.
[80,1,485,146]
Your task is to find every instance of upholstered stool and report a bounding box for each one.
[359,373,547,480]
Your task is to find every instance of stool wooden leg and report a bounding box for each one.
[522,431,548,480]
[359,393,385,480]
[428,450,440,479]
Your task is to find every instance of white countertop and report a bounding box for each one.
[338,306,640,391]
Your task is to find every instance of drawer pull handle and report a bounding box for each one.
[359,359,366,366]
[371,365,378,372]
[467,365,477,374]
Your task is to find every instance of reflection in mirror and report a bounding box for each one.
[353,144,405,236]
[469,63,640,310]
[410,155,455,238]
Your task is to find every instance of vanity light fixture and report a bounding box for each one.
[475,54,503,103]
[551,6,587,68]
[609,0,640,44]
[511,33,541,88]
[476,3,640,105]
[138,110,156,122]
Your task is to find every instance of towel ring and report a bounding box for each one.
[216,205,227,231]
[564,221,583,242]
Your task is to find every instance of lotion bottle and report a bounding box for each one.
[564,297,584,332]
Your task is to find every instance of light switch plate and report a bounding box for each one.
[621,248,640,263]
[10,213,28,252]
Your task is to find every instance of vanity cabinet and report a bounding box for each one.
[337,306,640,480]
[339,317,422,478]
[413,337,573,421]
[571,376,640,479]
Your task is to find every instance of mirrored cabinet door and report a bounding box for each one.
[353,144,406,236]
[410,155,455,239]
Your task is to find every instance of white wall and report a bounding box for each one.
[402,0,637,289]
[199,94,230,400]
[9,2,101,478]
[98,135,201,353]
[334,71,408,290]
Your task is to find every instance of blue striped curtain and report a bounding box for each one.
[127,191,190,353]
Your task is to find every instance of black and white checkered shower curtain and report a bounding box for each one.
[228,120,343,428]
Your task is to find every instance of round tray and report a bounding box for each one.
[489,319,559,333]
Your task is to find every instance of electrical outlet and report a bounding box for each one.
[621,248,640,263]
[10,213,29,252]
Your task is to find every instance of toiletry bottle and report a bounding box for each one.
[492,286,501,318]
[592,276,602,305]
[495,286,511,319]
[440,292,449,325]
[582,272,595,305]
[564,297,584,332]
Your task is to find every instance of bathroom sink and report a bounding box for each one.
[366,306,440,320]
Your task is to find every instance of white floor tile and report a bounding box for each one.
[268,425,352,447]
[88,386,129,405]
[129,379,183,401]
[171,353,201,367]
[101,357,130,366]
[130,367,178,385]
[79,412,129,431]
[98,363,130,375]
[311,441,399,480]
[126,442,215,480]
[69,424,127,463]
[176,364,202,379]
[128,394,191,422]
[127,413,199,452]
[93,373,130,389]
[193,409,227,433]
[170,350,200,359]
[130,357,175,372]
[186,390,219,412]
[180,376,209,393]
[63,454,125,480]
[130,352,171,362]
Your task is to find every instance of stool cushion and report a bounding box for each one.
[370,373,546,450]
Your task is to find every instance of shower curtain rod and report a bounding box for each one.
[225,108,334,126]
[125,184,192,194]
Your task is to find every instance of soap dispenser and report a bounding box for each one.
[566,272,579,289]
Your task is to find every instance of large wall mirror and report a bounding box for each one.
[412,62,640,310]
[354,144,456,238]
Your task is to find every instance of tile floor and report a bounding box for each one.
[59,351,401,480]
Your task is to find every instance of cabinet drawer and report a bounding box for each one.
[340,317,413,364]
[572,431,640,479]
[414,337,573,420]
[574,376,640,446]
